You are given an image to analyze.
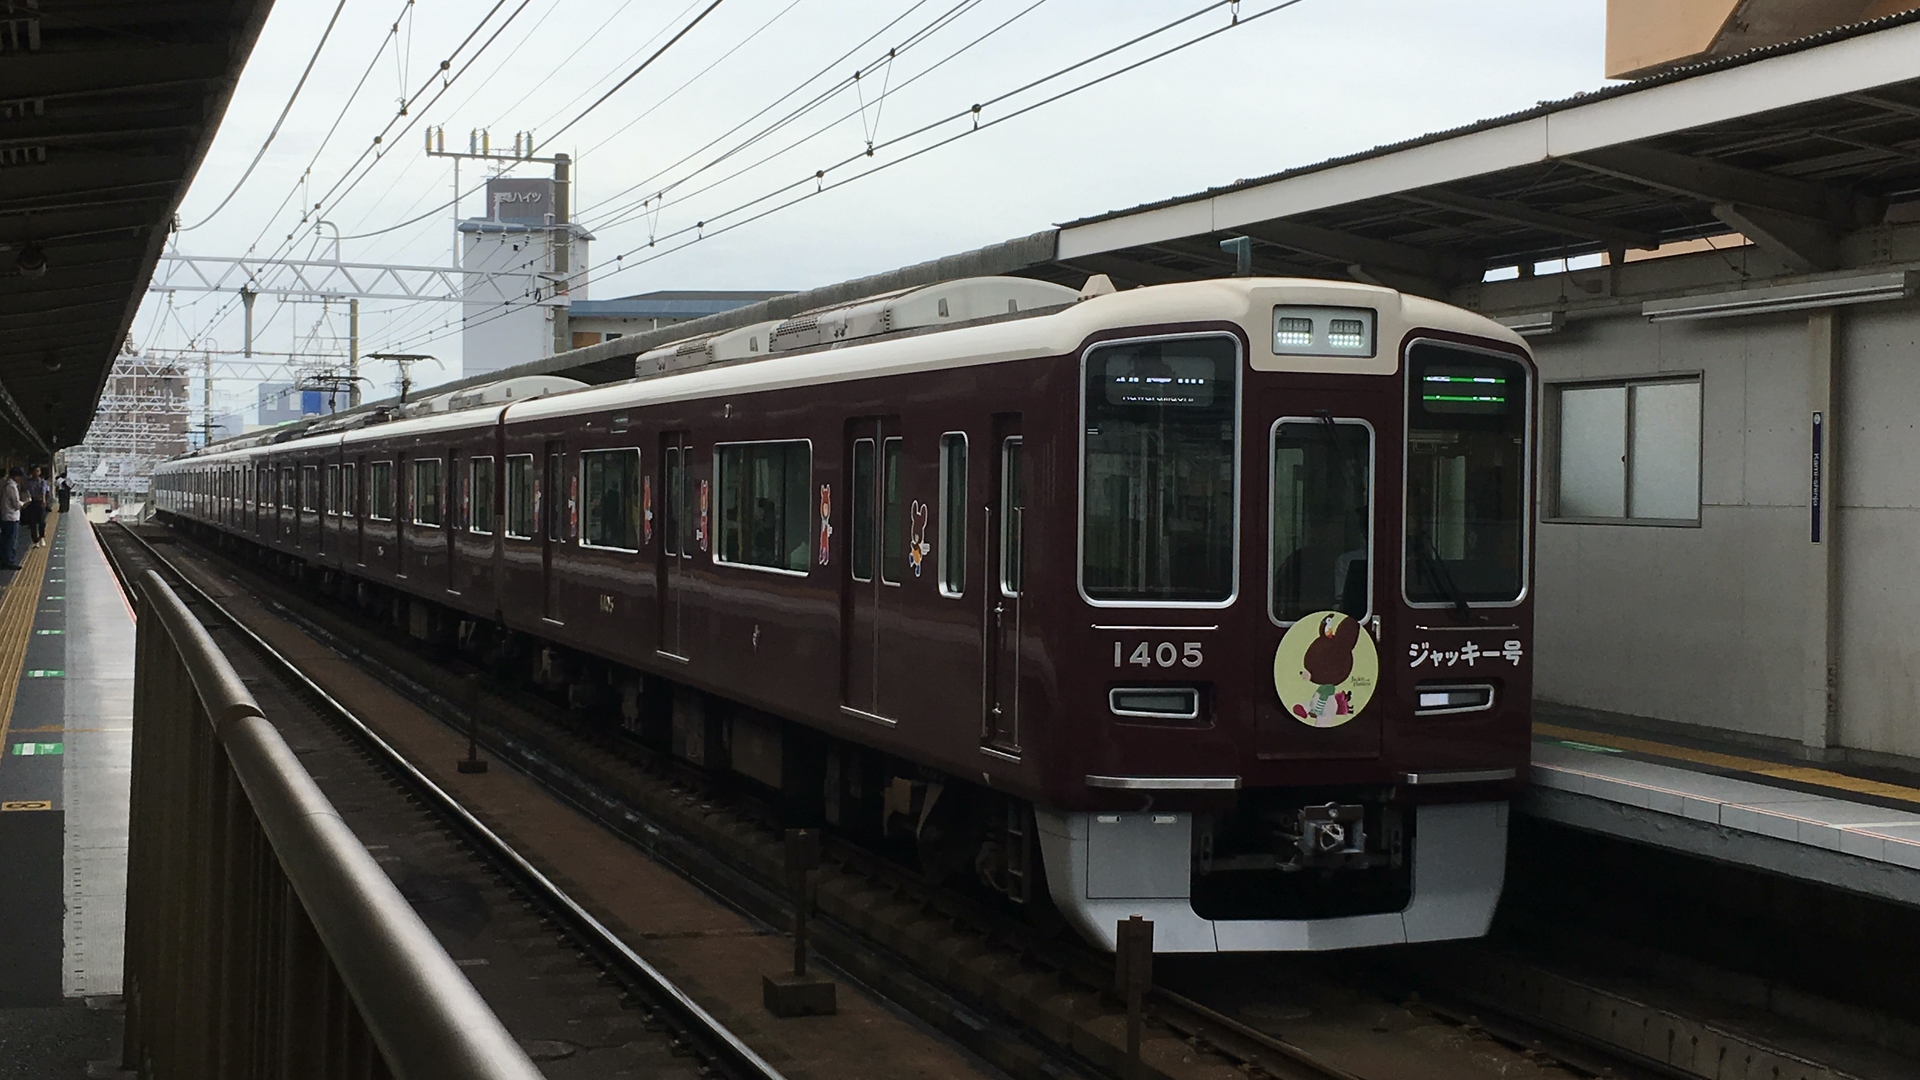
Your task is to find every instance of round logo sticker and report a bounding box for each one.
[1274,611,1379,728]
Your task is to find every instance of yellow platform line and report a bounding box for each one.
[1536,720,1920,807]
[0,513,59,755]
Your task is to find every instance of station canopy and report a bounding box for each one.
[0,1,272,456]
[1040,10,1920,294]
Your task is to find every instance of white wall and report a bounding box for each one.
[1533,310,1819,744]
[1835,297,1920,757]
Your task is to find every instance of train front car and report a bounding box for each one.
[1041,280,1533,952]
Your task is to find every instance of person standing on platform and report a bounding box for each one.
[23,465,48,546]
[56,473,71,515]
[1,467,24,570]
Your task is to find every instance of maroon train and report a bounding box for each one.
[155,275,1536,952]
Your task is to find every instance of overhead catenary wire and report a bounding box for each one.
[587,0,1050,236]
[179,0,535,352]
[180,0,352,231]
[536,0,730,151]
[380,0,1313,357]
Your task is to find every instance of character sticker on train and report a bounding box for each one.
[642,474,654,544]
[908,500,931,576]
[696,479,710,551]
[817,484,832,566]
[1274,611,1379,728]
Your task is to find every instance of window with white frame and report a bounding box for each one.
[1552,376,1701,523]
[580,448,641,550]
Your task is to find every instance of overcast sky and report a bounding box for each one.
[136,0,1608,418]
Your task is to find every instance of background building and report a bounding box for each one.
[567,290,786,347]
[1606,0,1919,78]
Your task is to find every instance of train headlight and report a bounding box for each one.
[1271,306,1377,358]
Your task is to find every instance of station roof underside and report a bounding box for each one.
[1,0,273,456]
[1042,10,1920,293]
[230,10,1920,440]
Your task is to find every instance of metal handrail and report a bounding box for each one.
[126,570,542,1079]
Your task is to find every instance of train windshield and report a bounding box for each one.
[1081,336,1238,604]
[1403,342,1528,606]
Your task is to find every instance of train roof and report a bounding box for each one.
[159,278,1523,468]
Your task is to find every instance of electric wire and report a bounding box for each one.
[180,0,352,231]
[588,0,1047,235]
[537,0,730,150]
[380,0,1311,356]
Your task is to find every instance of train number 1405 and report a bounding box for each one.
[1113,641,1203,668]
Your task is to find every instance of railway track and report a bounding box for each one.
[113,519,1892,1080]
[102,524,787,1080]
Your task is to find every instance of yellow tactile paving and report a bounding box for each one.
[1536,720,1920,808]
[0,514,58,753]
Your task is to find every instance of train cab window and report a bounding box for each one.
[1270,418,1373,624]
[505,455,535,538]
[1081,335,1239,605]
[938,433,966,597]
[1001,438,1023,596]
[850,439,875,582]
[413,459,442,526]
[881,438,905,585]
[369,461,394,520]
[1404,341,1529,606]
[470,457,496,534]
[326,465,340,515]
[342,463,357,516]
[580,448,641,551]
[714,441,810,573]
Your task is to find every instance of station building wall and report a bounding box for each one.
[1528,290,1920,762]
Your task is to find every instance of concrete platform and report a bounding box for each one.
[1526,713,1920,908]
[0,515,134,1007]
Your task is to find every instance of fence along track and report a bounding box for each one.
[111,527,788,1080]
[123,569,542,1079]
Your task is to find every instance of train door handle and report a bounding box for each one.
[993,602,1004,626]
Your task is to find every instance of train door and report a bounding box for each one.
[349,459,364,566]
[657,433,693,659]
[445,448,460,593]
[1257,390,1385,760]
[301,464,322,553]
[542,440,567,622]
[982,418,1023,753]
[840,417,903,722]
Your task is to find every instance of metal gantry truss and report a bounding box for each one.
[63,353,191,498]
[151,254,461,302]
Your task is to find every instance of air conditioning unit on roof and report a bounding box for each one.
[768,276,1079,352]
[633,319,783,378]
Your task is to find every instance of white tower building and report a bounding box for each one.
[460,169,592,378]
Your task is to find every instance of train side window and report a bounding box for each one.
[545,453,567,542]
[1270,418,1373,625]
[881,437,905,585]
[301,466,319,512]
[663,447,683,556]
[580,448,641,551]
[280,466,297,510]
[342,462,357,516]
[369,461,394,521]
[850,439,874,582]
[325,465,340,515]
[713,440,810,574]
[504,455,535,538]
[1000,438,1023,597]
[470,457,496,534]
[938,433,966,597]
[413,458,443,526]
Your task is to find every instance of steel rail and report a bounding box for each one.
[132,570,544,1080]
[114,524,789,1080]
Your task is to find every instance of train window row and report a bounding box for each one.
[160,434,1017,602]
